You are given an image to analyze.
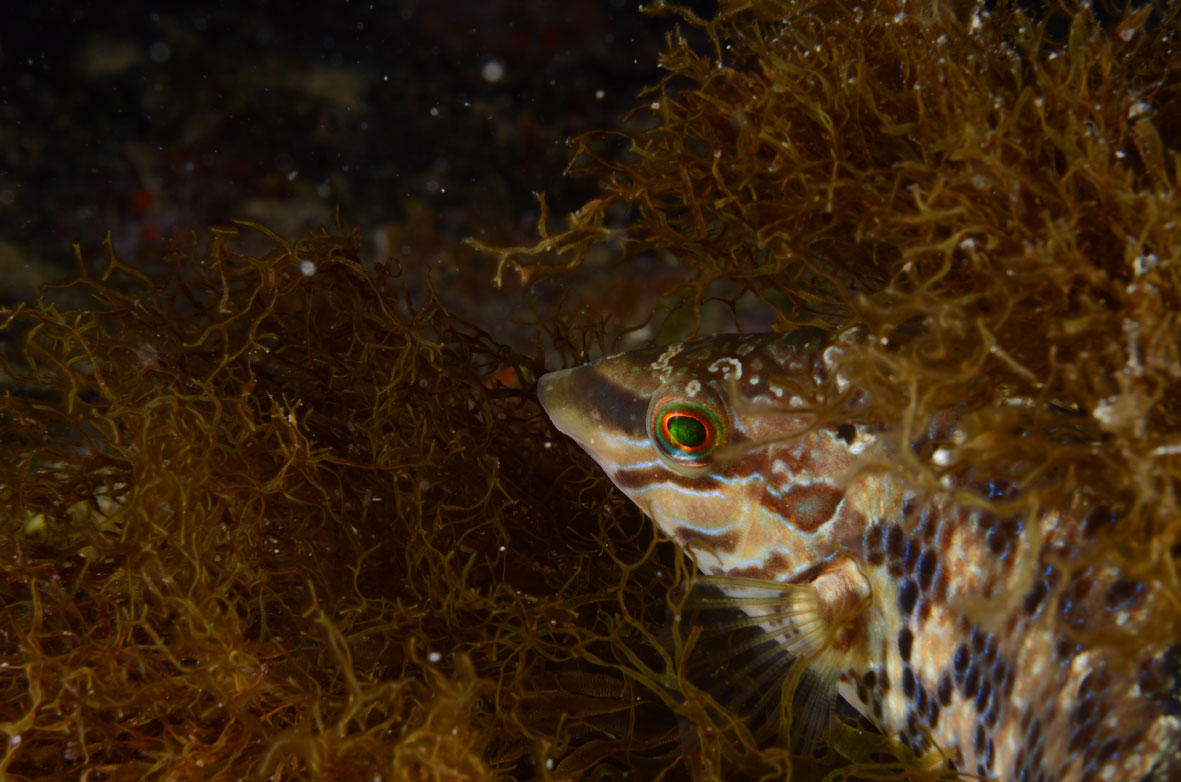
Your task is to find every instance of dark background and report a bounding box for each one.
[0,1,712,332]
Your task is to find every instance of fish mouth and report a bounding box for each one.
[537,367,579,436]
[537,364,651,467]
[537,366,603,455]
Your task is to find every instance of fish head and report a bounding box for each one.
[538,330,880,580]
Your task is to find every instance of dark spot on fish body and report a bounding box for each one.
[916,513,937,543]
[986,524,1010,556]
[917,549,937,592]
[994,658,1010,692]
[927,694,941,725]
[971,625,986,655]
[1028,716,1042,746]
[974,722,987,755]
[954,644,970,676]
[903,666,916,698]
[865,523,884,565]
[1023,578,1048,616]
[1068,716,1097,752]
[898,626,914,662]
[982,634,997,664]
[904,539,920,573]
[964,664,981,701]
[938,672,953,705]
[898,579,918,615]
[836,422,856,443]
[886,523,905,560]
[975,676,992,713]
[984,696,999,727]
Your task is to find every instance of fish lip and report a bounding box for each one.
[537,366,591,445]
[536,367,573,426]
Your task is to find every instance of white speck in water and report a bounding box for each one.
[960,237,977,250]
[1132,251,1159,278]
[429,106,439,117]
[481,59,505,83]
[1127,100,1151,120]
[287,169,298,181]
[299,260,316,276]
[427,651,442,663]
[546,759,555,770]
[595,89,605,100]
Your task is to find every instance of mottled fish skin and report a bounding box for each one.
[538,330,1180,782]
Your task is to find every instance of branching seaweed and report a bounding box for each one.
[474,0,1181,774]
[0,220,721,780]
[3,0,1180,780]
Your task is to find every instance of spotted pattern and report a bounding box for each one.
[537,330,1180,781]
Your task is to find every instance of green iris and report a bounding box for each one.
[667,414,707,448]
[647,391,727,470]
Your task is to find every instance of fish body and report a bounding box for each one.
[538,330,1180,782]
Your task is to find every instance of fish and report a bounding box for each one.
[537,329,1180,782]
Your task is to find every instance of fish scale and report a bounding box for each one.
[538,329,1180,782]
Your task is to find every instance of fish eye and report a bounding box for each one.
[647,385,729,470]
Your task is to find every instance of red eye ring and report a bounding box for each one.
[658,408,715,454]
[648,398,727,465]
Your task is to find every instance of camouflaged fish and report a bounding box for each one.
[538,329,1180,782]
